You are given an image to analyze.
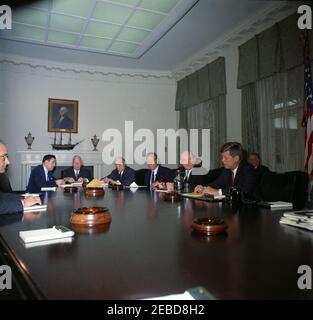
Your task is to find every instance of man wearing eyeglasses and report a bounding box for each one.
[0,140,41,214]
[0,140,12,193]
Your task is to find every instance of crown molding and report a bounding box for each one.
[172,1,301,80]
[0,53,174,81]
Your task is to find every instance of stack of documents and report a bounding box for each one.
[258,201,293,210]
[280,210,313,231]
[19,225,74,243]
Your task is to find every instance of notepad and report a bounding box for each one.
[21,193,40,197]
[258,201,293,210]
[23,205,47,212]
[19,225,74,243]
[41,187,57,192]
[23,237,73,248]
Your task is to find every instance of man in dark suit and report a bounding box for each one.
[53,106,73,129]
[248,152,270,183]
[62,155,93,183]
[0,140,12,192]
[144,152,174,188]
[167,151,205,192]
[103,157,135,186]
[195,142,256,196]
[26,155,64,193]
[0,192,41,215]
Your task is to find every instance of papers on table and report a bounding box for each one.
[280,210,313,231]
[60,182,83,188]
[21,193,40,197]
[258,201,293,210]
[19,225,74,243]
[181,192,225,201]
[144,291,195,300]
[23,237,73,248]
[23,205,47,212]
[41,187,57,192]
[154,189,168,193]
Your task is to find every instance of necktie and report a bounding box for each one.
[75,170,79,179]
[150,171,155,186]
[119,171,123,181]
[230,170,235,186]
[46,172,49,182]
[185,170,190,182]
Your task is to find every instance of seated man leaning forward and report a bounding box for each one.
[63,155,93,183]
[145,152,174,189]
[27,154,64,193]
[103,157,135,187]
[0,192,41,215]
[194,142,256,196]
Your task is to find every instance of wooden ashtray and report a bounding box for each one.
[71,223,111,234]
[163,192,182,202]
[64,186,78,193]
[70,207,111,226]
[84,187,105,197]
[192,217,226,235]
[111,184,123,190]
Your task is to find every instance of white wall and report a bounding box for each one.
[0,56,177,189]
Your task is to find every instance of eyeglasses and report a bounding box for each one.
[0,154,9,160]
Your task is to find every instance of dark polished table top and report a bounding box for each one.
[0,188,313,300]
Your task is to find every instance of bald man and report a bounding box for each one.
[0,140,12,192]
[103,157,135,186]
[63,155,93,183]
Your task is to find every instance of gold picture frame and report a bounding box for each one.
[48,98,78,133]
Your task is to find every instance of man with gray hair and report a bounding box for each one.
[0,140,41,214]
[103,157,135,186]
[0,140,12,192]
[62,155,93,183]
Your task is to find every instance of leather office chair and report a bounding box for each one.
[135,169,149,186]
[259,172,296,202]
[284,171,309,208]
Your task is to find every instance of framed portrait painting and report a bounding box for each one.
[48,98,78,133]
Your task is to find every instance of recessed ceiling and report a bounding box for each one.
[0,0,199,58]
[0,0,284,71]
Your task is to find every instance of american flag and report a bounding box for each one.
[303,32,313,177]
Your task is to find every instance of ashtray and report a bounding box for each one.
[84,187,105,197]
[111,184,123,190]
[162,192,182,202]
[64,186,78,193]
[71,223,111,234]
[192,217,226,235]
[70,207,111,226]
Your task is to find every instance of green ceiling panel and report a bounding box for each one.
[85,21,120,39]
[12,24,45,41]
[117,27,150,43]
[50,14,85,33]
[27,0,50,11]
[93,2,133,24]
[52,0,91,17]
[48,30,78,45]
[13,7,48,27]
[109,0,140,6]
[110,41,138,54]
[139,0,180,13]
[80,36,111,50]
[127,10,164,29]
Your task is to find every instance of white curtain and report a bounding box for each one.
[257,65,305,172]
[179,95,226,169]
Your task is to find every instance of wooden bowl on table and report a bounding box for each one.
[70,207,111,226]
[192,217,226,236]
[84,187,105,197]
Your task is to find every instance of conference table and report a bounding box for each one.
[0,187,313,300]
